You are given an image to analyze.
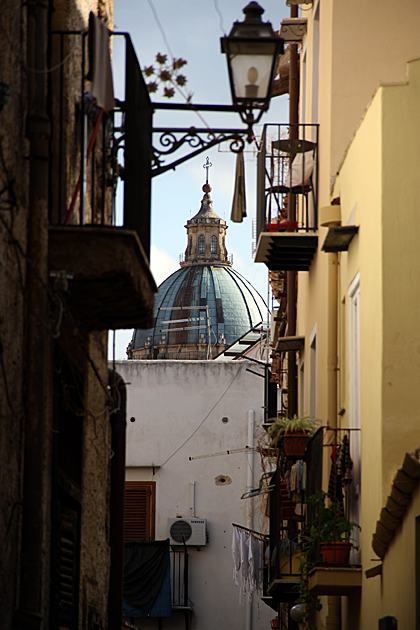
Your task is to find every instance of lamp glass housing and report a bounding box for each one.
[221,3,283,111]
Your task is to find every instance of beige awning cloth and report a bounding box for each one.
[88,12,115,111]
[230,150,247,223]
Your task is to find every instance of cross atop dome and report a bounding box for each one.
[202,156,212,193]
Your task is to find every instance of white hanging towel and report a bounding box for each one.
[88,12,115,111]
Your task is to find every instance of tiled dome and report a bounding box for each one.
[129,264,266,359]
[127,167,266,360]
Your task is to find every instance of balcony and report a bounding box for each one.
[47,31,156,330]
[263,428,361,604]
[254,124,319,271]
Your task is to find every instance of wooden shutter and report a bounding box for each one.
[124,481,156,542]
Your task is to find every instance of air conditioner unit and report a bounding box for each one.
[167,517,207,546]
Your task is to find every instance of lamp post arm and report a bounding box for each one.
[151,127,248,177]
[152,102,246,114]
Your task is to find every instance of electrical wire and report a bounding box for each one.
[146,0,175,60]
[160,365,242,467]
[212,0,227,36]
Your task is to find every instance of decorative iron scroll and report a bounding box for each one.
[151,127,247,177]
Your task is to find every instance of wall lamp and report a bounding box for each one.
[152,2,283,177]
[221,1,283,130]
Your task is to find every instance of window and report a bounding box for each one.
[198,235,205,255]
[189,237,193,254]
[211,235,217,255]
[124,481,156,541]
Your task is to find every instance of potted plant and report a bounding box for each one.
[267,414,318,457]
[308,492,361,564]
[270,617,278,629]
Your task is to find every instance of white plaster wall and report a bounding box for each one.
[114,360,274,630]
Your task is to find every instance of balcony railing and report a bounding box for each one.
[264,428,362,602]
[254,123,319,271]
[48,30,152,260]
[46,30,156,330]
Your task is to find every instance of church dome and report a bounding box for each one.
[127,163,266,360]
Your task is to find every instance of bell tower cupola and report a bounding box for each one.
[180,157,232,267]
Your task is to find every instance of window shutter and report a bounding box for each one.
[124,481,156,542]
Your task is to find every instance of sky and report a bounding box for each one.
[108,0,291,359]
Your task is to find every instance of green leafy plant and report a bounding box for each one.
[266,414,318,447]
[294,493,361,630]
[295,532,322,630]
[308,491,361,545]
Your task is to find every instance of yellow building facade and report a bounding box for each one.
[293,1,420,628]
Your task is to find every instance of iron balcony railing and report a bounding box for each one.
[256,123,319,243]
[48,30,152,260]
[265,427,361,597]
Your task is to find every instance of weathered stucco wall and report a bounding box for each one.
[0,0,115,627]
[335,57,420,630]
[0,4,30,626]
[115,359,274,630]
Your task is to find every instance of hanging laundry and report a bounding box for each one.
[337,434,353,485]
[232,525,265,603]
[328,444,344,505]
[288,460,307,504]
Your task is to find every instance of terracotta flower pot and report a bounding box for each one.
[270,619,279,629]
[282,429,309,457]
[320,542,351,564]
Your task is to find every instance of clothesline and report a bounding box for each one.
[231,522,268,540]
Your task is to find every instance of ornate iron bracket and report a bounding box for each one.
[151,126,248,178]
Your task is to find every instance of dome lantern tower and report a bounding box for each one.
[181,157,232,267]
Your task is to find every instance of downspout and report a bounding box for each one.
[245,409,255,630]
[288,8,301,630]
[15,0,50,628]
[108,370,127,630]
[287,3,299,420]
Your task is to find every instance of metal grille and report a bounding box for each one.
[170,549,189,607]
[170,521,192,544]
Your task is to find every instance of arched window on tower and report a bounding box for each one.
[198,235,205,255]
[189,237,193,254]
[211,235,217,255]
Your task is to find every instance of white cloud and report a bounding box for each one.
[150,245,179,286]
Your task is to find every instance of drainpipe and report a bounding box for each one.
[327,253,338,427]
[245,409,255,630]
[287,4,299,420]
[15,1,50,628]
[189,480,196,517]
[288,8,301,629]
[108,370,127,630]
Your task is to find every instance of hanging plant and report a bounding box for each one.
[266,414,318,449]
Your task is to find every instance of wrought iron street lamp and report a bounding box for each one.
[150,2,283,175]
[221,2,283,135]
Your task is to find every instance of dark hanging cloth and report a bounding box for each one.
[123,539,171,616]
[328,445,344,518]
[337,433,353,485]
